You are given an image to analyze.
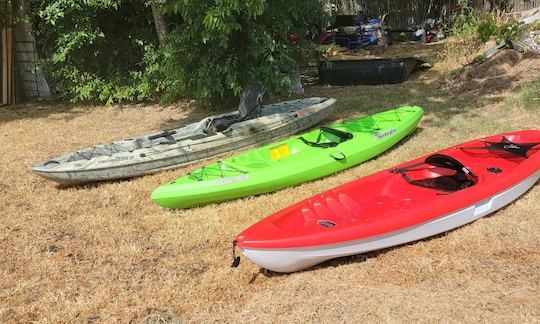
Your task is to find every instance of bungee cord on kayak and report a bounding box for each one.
[460,136,540,158]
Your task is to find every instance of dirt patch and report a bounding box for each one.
[449,49,540,95]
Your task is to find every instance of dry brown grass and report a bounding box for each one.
[1,44,539,322]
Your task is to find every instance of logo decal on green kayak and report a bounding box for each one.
[374,128,397,139]
[215,175,249,185]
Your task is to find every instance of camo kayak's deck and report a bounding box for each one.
[31,97,337,183]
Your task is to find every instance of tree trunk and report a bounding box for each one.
[151,3,167,46]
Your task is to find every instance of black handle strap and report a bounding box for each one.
[149,130,177,141]
[389,161,426,175]
[320,126,353,141]
[231,240,240,268]
[390,167,417,184]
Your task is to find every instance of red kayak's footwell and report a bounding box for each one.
[235,130,540,272]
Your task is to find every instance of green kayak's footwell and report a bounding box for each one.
[152,106,424,208]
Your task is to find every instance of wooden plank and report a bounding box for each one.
[8,28,11,105]
[2,27,8,105]
[7,26,13,104]
[1,27,3,104]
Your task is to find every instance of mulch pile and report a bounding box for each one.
[450,49,540,95]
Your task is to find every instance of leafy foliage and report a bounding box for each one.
[29,0,328,106]
[450,1,478,38]
[0,6,7,28]
[30,0,158,104]
[476,14,497,42]
[496,22,521,42]
[450,2,522,43]
[149,0,328,106]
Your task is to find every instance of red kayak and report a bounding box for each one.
[233,130,540,272]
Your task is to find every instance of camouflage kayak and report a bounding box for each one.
[31,97,337,184]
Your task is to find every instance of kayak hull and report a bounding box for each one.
[31,98,336,184]
[240,170,540,273]
[235,130,540,273]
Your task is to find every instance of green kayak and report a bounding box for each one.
[152,106,424,208]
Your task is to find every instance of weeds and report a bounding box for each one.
[518,79,540,110]
[440,36,483,66]
[451,2,522,43]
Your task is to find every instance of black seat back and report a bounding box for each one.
[238,84,267,119]
[413,154,476,192]
[395,154,477,192]
[213,85,267,132]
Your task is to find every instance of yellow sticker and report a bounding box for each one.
[270,144,290,160]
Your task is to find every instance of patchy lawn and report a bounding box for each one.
[0,43,539,322]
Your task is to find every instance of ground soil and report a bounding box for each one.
[0,42,539,322]
[451,49,540,95]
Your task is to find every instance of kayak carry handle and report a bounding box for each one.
[231,240,241,268]
[159,139,177,145]
[148,130,177,141]
[330,151,346,161]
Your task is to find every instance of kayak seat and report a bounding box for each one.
[209,85,267,133]
[409,175,472,192]
[299,127,353,148]
[393,154,477,192]
[213,114,244,132]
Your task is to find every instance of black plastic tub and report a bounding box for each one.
[318,57,429,86]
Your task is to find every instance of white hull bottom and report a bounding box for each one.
[240,170,540,273]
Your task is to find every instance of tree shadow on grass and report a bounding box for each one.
[298,69,508,129]
[0,69,515,130]
[54,176,140,190]
[0,99,87,125]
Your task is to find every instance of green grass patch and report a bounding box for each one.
[520,79,540,110]
[506,78,540,111]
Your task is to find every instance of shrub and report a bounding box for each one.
[30,0,159,104]
[29,0,328,106]
[451,1,478,38]
[149,0,328,106]
[497,21,522,42]
[450,2,523,44]
[476,14,498,42]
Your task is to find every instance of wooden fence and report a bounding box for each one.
[1,0,49,106]
[1,0,18,105]
[472,0,540,12]
[327,0,540,29]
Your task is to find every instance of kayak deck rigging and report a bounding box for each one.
[187,160,249,181]
[461,136,540,158]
